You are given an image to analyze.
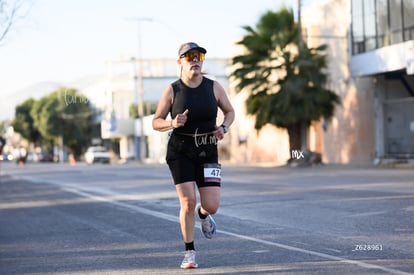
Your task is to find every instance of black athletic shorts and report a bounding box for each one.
[166,133,220,188]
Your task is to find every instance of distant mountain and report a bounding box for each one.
[0,75,104,121]
[66,74,104,90]
[0,81,63,120]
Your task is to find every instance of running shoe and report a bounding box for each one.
[197,205,216,239]
[180,250,198,269]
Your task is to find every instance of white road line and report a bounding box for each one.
[10,175,414,275]
[323,247,342,253]
[61,185,412,275]
[346,211,388,217]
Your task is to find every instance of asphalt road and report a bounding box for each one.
[0,161,413,275]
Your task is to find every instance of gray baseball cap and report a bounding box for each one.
[178,42,207,57]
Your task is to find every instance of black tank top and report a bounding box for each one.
[171,77,217,134]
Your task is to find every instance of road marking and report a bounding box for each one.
[60,185,412,275]
[10,175,413,275]
[323,247,342,253]
[217,230,412,275]
[346,211,388,217]
[404,205,414,212]
[252,250,270,253]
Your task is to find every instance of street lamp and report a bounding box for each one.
[127,17,152,162]
[297,0,308,152]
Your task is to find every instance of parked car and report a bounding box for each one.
[38,153,54,162]
[26,152,40,163]
[0,153,13,162]
[84,146,111,164]
[25,152,54,163]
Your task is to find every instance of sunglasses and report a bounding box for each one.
[180,51,205,62]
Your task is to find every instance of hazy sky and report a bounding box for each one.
[0,0,305,93]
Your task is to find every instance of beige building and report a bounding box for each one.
[302,0,375,165]
[229,0,414,166]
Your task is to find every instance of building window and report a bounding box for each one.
[376,0,388,48]
[364,0,377,51]
[403,0,414,40]
[352,0,365,53]
[390,0,403,44]
[351,0,414,55]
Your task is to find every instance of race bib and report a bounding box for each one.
[204,163,222,183]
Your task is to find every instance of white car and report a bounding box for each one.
[84,146,111,164]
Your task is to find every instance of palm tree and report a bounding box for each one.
[231,7,340,161]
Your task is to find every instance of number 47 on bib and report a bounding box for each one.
[204,163,222,183]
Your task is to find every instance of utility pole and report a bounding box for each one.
[297,0,308,152]
[127,17,152,162]
[298,0,303,50]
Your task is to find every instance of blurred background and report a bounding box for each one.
[0,0,413,167]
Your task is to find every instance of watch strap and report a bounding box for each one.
[220,124,228,133]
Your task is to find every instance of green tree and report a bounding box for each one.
[231,7,340,158]
[129,103,138,119]
[31,88,92,158]
[11,98,41,144]
[129,102,156,118]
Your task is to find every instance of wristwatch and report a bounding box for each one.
[220,124,228,134]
